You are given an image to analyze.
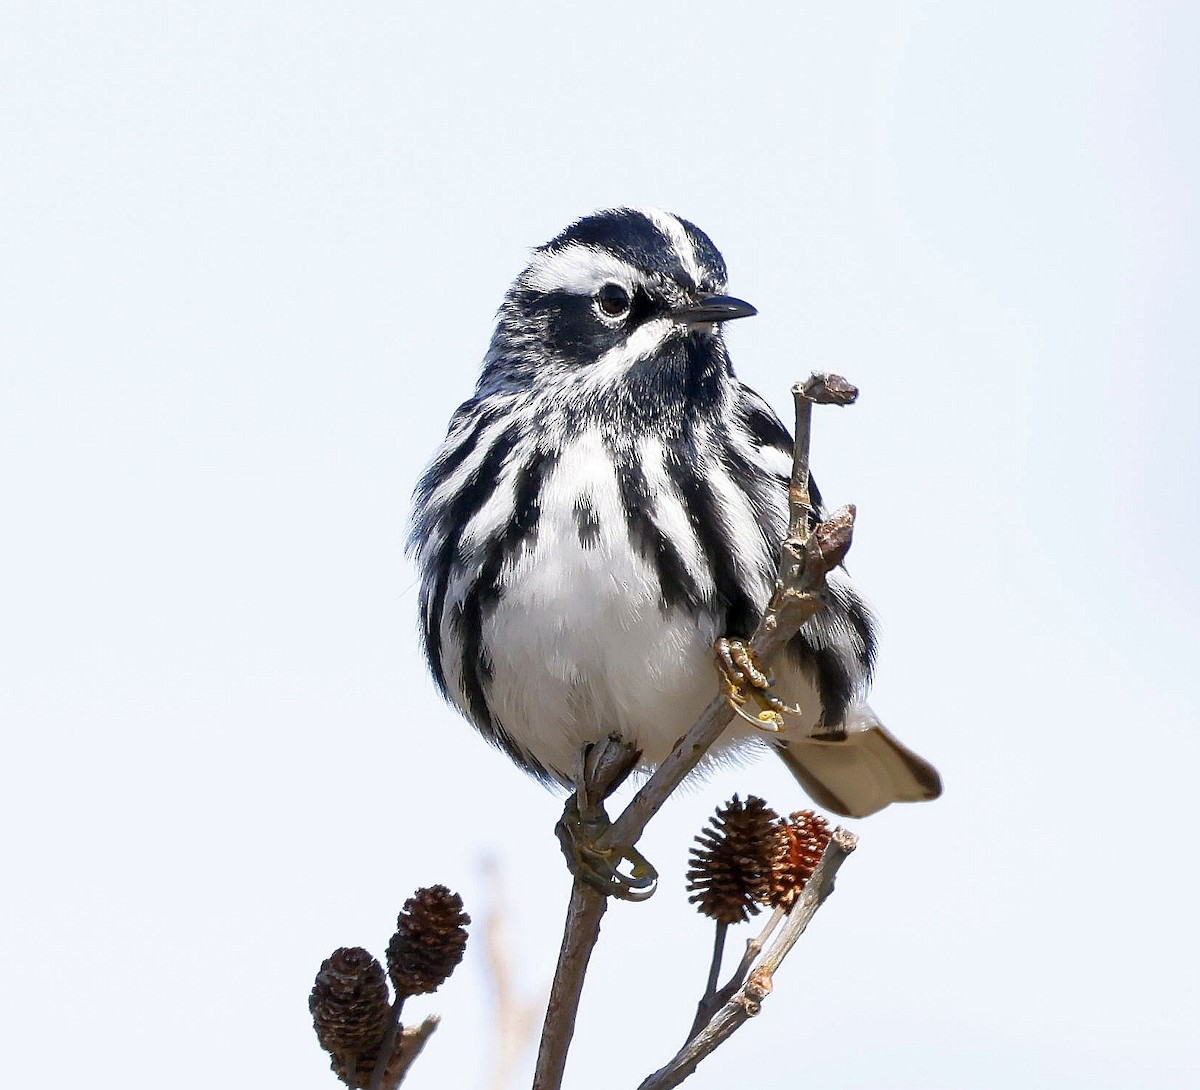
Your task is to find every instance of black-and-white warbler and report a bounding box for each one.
[410,208,941,818]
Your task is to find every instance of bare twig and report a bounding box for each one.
[533,374,859,1090]
[637,829,858,1090]
[754,827,858,976]
[687,905,784,1040]
[361,1006,436,1090]
[386,1016,440,1088]
[534,735,643,1088]
[367,998,406,1090]
[733,905,786,991]
[702,923,727,1003]
[686,922,730,1040]
[531,880,608,1090]
[790,372,858,541]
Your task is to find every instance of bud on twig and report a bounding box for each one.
[387,885,471,998]
[686,795,785,924]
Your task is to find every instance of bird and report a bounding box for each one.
[409,207,941,820]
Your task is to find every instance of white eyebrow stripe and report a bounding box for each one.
[522,244,643,296]
[639,207,703,289]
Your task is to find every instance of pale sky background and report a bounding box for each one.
[2,3,1197,1088]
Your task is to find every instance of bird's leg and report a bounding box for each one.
[554,734,658,902]
[715,637,804,733]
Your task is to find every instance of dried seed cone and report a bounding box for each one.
[387,885,471,998]
[309,947,390,1087]
[686,794,785,924]
[769,810,833,909]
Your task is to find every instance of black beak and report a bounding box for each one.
[672,292,757,325]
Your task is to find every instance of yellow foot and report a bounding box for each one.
[715,637,804,733]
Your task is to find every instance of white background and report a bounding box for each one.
[2,3,1196,1087]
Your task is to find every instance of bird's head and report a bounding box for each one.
[480,208,756,406]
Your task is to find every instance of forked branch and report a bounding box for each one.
[637,829,858,1090]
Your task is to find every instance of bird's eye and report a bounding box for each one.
[594,283,631,319]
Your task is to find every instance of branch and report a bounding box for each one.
[789,372,858,543]
[533,737,640,1090]
[367,999,406,1090]
[532,373,859,1090]
[699,923,728,1021]
[636,829,858,1090]
[752,827,859,976]
[531,880,608,1090]
[386,1016,440,1089]
[687,906,784,1039]
[358,1009,438,1090]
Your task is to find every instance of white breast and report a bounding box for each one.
[474,429,716,778]
[458,428,827,782]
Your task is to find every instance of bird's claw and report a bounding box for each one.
[555,796,658,902]
[715,637,803,733]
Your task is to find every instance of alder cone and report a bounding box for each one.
[769,810,833,909]
[387,885,471,998]
[686,795,785,924]
[309,946,390,1085]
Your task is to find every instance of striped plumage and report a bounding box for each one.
[410,208,940,817]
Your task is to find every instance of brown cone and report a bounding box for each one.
[387,885,471,998]
[309,947,390,1087]
[686,795,786,924]
[769,810,833,909]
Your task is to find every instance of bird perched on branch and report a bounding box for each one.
[410,208,940,819]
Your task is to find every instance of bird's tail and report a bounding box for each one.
[774,711,942,819]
